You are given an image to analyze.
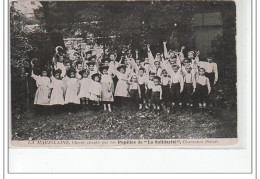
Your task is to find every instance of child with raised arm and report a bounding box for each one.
[195,68,211,109]
[151,76,162,115]
[52,46,66,78]
[31,66,51,112]
[99,65,114,112]
[147,44,162,65]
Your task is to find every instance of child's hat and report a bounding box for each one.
[188,51,194,54]
[154,59,161,64]
[31,58,39,66]
[84,50,92,56]
[41,67,48,73]
[91,73,100,81]
[99,65,109,74]
[67,67,76,74]
[55,46,63,53]
[101,58,111,64]
[153,76,161,81]
[172,64,180,69]
[78,69,89,76]
[87,55,96,62]
[184,58,191,63]
[117,65,126,71]
[53,69,62,75]
[149,72,156,76]
[139,67,145,71]
[185,64,192,69]
[87,61,95,66]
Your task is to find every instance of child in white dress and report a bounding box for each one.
[64,68,80,106]
[31,67,51,106]
[99,66,114,112]
[114,65,130,105]
[49,69,65,106]
[78,69,92,108]
[89,73,102,106]
[31,66,51,114]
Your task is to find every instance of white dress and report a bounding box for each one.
[78,78,92,99]
[114,72,130,97]
[50,78,65,105]
[65,78,80,104]
[101,74,114,102]
[32,73,50,105]
[89,81,102,101]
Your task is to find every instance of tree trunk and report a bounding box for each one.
[40,2,65,51]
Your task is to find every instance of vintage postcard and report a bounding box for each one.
[10,0,238,148]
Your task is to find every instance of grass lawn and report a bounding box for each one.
[11,79,237,140]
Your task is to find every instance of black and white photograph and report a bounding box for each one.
[10,0,237,146]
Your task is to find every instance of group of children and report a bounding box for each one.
[31,41,218,115]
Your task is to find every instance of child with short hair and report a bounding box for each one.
[99,65,114,112]
[151,76,162,115]
[160,69,171,112]
[145,72,155,109]
[128,74,141,110]
[150,60,163,77]
[183,65,196,107]
[170,65,184,108]
[195,68,211,109]
[78,69,92,108]
[137,67,147,110]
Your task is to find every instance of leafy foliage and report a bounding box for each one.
[10,2,33,68]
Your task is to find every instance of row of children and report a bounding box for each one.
[32,41,218,115]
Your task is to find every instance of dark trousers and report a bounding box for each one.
[195,84,209,103]
[139,84,146,102]
[183,83,194,104]
[205,72,215,88]
[171,83,181,103]
[162,85,171,106]
[129,89,140,104]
